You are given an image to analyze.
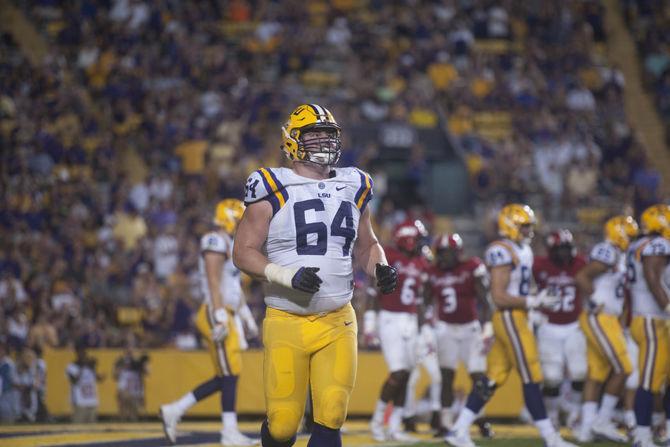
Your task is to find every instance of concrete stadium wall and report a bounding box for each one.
[45,349,523,417]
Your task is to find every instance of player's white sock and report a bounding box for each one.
[596,393,618,423]
[545,396,560,427]
[634,426,652,442]
[174,392,196,414]
[222,412,237,430]
[581,401,597,435]
[371,400,386,424]
[624,410,636,429]
[652,411,664,428]
[453,407,476,434]
[429,380,441,412]
[567,388,582,419]
[535,418,556,441]
[441,407,454,428]
[388,406,403,432]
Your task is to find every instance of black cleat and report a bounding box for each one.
[430,410,441,430]
[403,416,417,432]
[433,427,448,437]
[477,420,494,438]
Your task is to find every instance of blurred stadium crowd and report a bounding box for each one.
[622,0,670,145]
[0,0,667,422]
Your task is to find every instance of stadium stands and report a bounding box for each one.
[0,2,665,418]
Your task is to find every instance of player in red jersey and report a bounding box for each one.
[428,233,492,435]
[532,229,587,429]
[366,220,430,441]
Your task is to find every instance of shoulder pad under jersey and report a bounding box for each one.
[589,241,618,266]
[485,241,516,268]
[641,237,670,257]
[200,232,229,254]
[244,167,290,215]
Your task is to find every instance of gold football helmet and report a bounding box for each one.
[281,104,341,166]
[498,203,536,243]
[640,204,670,239]
[604,215,639,251]
[213,199,245,234]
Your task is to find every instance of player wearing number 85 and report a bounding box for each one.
[446,204,577,447]
[232,104,398,447]
[366,220,430,442]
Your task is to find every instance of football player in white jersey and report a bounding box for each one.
[575,215,638,443]
[232,104,398,447]
[627,204,670,447]
[160,199,260,446]
[446,204,576,447]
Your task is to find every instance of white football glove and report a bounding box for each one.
[418,324,437,358]
[363,310,379,348]
[211,308,229,342]
[480,321,494,354]
[526,288,560,310]
[238,304,259,339]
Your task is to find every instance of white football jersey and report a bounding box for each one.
[66,363,99,407]
[589,241,626,316]
[628,235,670,319]
[484,239,533,305]
[199,231,243,311]
[244,166,373,315]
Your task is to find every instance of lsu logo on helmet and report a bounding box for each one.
[604,215,639,250]
[213,199,245,234]
[498,203,536,243]
[281,104,342,166]
[640,204,670,239]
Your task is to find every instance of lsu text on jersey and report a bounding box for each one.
[244,166,372,437]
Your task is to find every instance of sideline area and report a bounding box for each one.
[0,421,587,447]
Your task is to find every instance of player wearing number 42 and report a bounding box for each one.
[532,230,587,431]
[232,104,398,447]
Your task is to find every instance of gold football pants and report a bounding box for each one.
[580,312,632,382]
[195,303,242,376]
[263,303,357,441]
[630,315,669,392]
[488,309,543,385]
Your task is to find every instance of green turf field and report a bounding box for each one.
[0,421,622,446]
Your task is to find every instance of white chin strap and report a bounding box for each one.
[308,152,335,165]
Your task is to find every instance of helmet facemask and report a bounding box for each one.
[296,125,342,166]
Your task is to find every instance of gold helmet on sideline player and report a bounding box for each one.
[603,215,639,251]
[281,104,342,166]
[498,203,536,243]
[213,199,245,234]
[640,204,670,239]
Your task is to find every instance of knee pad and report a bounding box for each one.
[571,381,584,393]
[441,368,456,383]
[390,370,410,385]
[473,376,496,402]
[261,419,296,447]
[267,407,301,442]
[314,387,349,429]
[543,385,561,397]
